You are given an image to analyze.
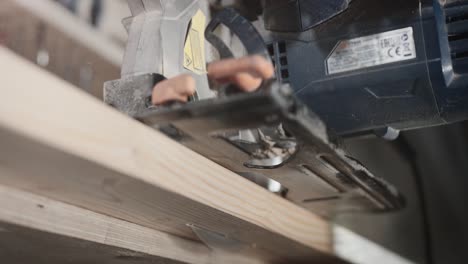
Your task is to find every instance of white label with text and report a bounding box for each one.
[327,27,416,75]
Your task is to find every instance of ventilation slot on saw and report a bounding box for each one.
[267,41,290,83]
[445,1,468,73]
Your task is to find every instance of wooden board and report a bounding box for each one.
[0,47,340,263]
[0,222,188,264]
[0,184,211,264]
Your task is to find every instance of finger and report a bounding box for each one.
[152,88,189,105]
[152,74,196,105]
[170,74,196,96]
[208,55,274,81]
[227,72,262,92]
[211,74,263,92]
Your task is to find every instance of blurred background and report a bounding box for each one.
[0,0,129,98]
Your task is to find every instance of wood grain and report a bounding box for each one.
[0,47,338,262]
[0,184,211,264]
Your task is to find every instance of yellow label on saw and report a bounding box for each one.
[183,10,207,75]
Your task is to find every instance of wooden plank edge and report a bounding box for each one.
[0,184,271,264]
[0,184,212,264]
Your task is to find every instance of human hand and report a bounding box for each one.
[151,55,274,105]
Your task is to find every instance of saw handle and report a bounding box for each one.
[205,8,273,95]
[205,8,270,60]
